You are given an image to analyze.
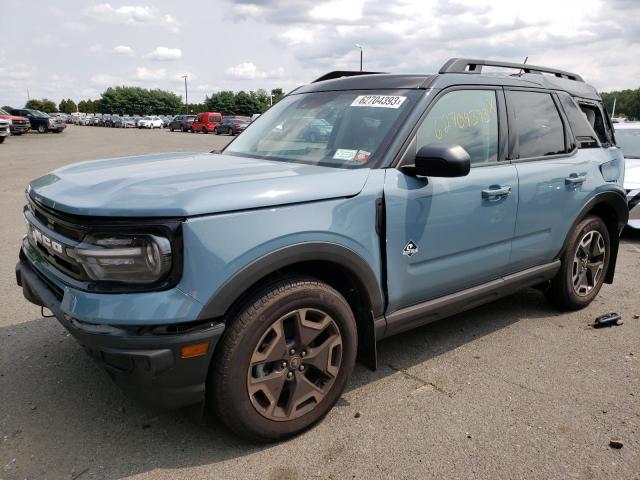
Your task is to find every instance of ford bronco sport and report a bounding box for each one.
[16,59,628,441]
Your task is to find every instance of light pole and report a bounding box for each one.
[181,75,189,114]
[355,44,363,71]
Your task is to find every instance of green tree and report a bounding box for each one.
[58,98,77,114]
[252,89,271,113]
[271,88,285,105]
[2,105,13,112]
[601,88,640,120]
[78,99,99,113]
[235,90,259,116]
[25,98,58,113]
[97,86,183,115]
[205,90,237,115]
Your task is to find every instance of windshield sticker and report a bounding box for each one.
[354,150,370,163]
[433,98,496,140]
[333,149,357,161]
[351,95,407,109]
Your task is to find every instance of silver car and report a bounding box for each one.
[615,122,640,229]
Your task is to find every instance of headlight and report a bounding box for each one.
[68,233,172,283]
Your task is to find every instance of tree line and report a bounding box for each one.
[601,88,640,120]
[3,86,287,116]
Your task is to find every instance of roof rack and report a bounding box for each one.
[312,70,385,83]
[439,58,584,82]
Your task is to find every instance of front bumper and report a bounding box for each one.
[16,255,225,410]
[10,124,30,134]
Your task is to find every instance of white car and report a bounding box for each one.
[0,118,9,143]
[615,122,640,229]
[137,116,163,129]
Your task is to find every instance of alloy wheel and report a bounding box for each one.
[247,308,343,421]
[572,230,606,296]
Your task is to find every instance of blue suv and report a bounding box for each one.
[16,59,628,441]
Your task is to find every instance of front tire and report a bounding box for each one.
[37,125,47,134]
[546,215,610,310]
[210,277,357,442]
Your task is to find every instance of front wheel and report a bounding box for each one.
[210,277,357,442]
[546,215,610,310]
[37,125,47,134]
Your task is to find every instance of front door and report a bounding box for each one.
[384,88,518,314]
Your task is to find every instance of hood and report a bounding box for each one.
[0,114,28,122]
[28,152,371,217]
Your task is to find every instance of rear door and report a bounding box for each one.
[384,87,518,313]
[506,89,597,270]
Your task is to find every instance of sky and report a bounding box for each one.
[1,0,639,109]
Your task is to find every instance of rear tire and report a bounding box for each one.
[37,125,47,134]
[546,215,610,310]
[210,277,357,442]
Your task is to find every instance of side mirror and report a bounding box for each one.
[401,144,471,177]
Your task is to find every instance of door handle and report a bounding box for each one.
[565,174,587,185]
[482,185,512,200]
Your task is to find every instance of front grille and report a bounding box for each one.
[32,263,64,301]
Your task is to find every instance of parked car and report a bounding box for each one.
[192,111,222,133]
[0,108,31,135]
[16,58,628,442]
[168,114,196,132]
[614,122,640,229]
[104,115,118,127]
[299,118,333,142]
[11,109,65,133]
[251,113,261,122]
[162,116,173,128]
[0,118,9,143]
[122,116,136,128]
[137,116,163,129]
[214,117,250,135]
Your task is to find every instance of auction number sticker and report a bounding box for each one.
[350,95,407,109]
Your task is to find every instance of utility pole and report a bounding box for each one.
[612,97,617,118]
[181,75,189,114]
[355,44,363,71]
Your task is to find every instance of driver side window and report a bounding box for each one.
[416,89,499,165]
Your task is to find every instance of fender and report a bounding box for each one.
[196,242,385,320]
[558,190,628,283]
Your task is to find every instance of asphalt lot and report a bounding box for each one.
[0,126,639,480]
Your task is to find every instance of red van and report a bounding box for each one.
[191,112,222,133]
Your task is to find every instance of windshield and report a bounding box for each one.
[616,128,640,158]
[142,116,151,120]
[33,110,49,118]
[224,90,419,168]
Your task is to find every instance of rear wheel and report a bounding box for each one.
[37,124,47,134]
[546,215,610,310]
[210,277,357,442]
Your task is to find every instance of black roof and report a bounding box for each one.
[296,58,601,101]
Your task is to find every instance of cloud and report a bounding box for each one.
[0,63,35,81]
[90,73,123,87]
[309,0,365,22]
[134,67,166,81]
[88,44,104,53]
[33,34,60,47]
[84,3,179,32]
[112,45,134,56]
[145,47,182,61]
[225,62,285,79]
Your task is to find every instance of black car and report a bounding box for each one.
[169,115,196,132]
[214,117,250,135]
[11,109,65,133]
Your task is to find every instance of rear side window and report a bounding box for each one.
[416,89,499,165]
[557,92,598,148]
[578,102,611,146]
[212,115,222,123]
[508,91,566,159]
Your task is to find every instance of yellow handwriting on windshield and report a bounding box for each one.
[434,98,496,140]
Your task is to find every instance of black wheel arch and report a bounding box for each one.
[558,190,628,284]
[196,242,384,322]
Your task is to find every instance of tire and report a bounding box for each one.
[546,215,610,310]
[37,124,47,134]
[210,277,357,442]
[213,127,219,135]
[308,131,318,143]
[0,137,5,144]
[170,127,174,132]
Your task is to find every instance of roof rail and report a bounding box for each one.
[439,58,584,82]
[312,70,385,83]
